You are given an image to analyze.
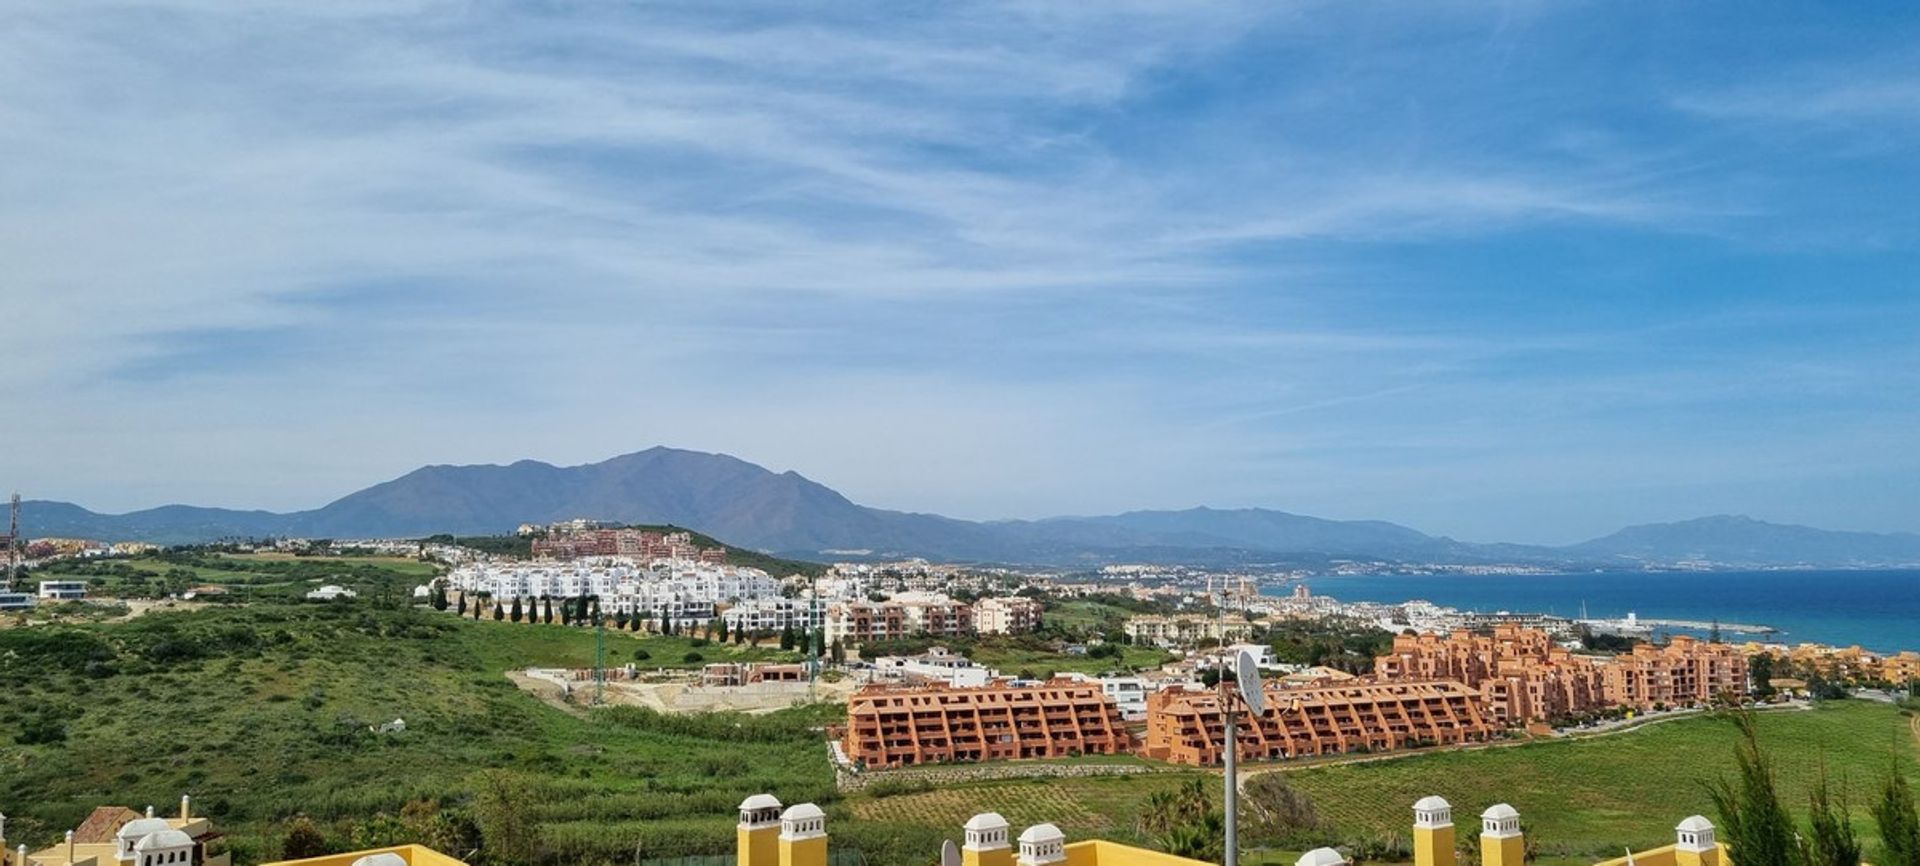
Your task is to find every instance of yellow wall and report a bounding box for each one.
[1063,840,1216,866]
[964,845,1014,866]
[1415,825,1456,866]
[261,844,469,866]
[739,825,779,866]
[779,834,827,866]
[1482,833,1524,866]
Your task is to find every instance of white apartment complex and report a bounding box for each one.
[447,558,780,627]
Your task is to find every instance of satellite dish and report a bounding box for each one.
[1235,649,1266,716]
[941,840,961,866]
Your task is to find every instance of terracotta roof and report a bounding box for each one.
[73,806,140,843]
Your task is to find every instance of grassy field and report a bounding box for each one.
[7,596,1914,866]
[35,551,441,601]
[0,602,834,866]
[850,701,1920,861]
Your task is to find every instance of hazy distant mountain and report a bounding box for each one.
[1567,514,1920,567]
[18,448,1920,567]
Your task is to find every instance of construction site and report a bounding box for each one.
[515,662,860,714]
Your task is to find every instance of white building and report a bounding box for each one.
[721,598,823,634]
[447,557,782,628]
[306,585,358,601]
[37,580,86,601]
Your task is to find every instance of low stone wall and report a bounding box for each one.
[835,759,1162,792]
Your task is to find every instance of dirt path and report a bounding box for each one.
[506,671,588,718]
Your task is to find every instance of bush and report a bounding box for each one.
[681,651,705,664]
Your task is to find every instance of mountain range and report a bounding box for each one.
[20,447,1920,568]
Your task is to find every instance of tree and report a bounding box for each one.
[830,639,846,666]
[1751,653,1777,699]
[457,595,468,617]
[716,618,729,642]
[431,586,449,612]
[509,597,523,623]
[1706,712,1798,866]
[542,596,554,625]
[780,625,796,651]
[589,597,601,625]
[473,770,541,865]
[282,815,331,860]
[1140,778,1224,862]
[1874,762,1920,866]
[492,603,503,621]
[1805,767,1862,866]
[813,628,826,658]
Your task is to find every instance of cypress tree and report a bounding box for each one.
[457,595,468,616]
[492,603,503,621]
[716,618,729,642]
[1805,767,1862,866]
[1874,762,1920,866]
[509,597,523,623]
[1707,712,1798,866]
[780,625,795,651]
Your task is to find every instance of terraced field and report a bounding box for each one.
[852,701,1919,861]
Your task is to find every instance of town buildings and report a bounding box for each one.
[1121,614,1255,648]
[973,596,1044,635]
[446,558,780,628]
[841,679,1131,769]
[1142,680,1493,766]
[1373,626,1748,725]
[530,527,727,563]
[822,593,972,645]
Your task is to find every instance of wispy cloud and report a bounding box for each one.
[1,1,1915,541]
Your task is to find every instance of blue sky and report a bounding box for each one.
[3,1,1917,544]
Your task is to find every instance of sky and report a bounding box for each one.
[3,1,1918,545]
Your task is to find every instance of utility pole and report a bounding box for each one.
[594,615,607,706]
[6,493,20,592]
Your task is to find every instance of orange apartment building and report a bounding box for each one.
[825,597,973,645]
[1143,680,1494,766]
[1602,636,1748,708]
[1374,626,1748,725]
[842,679,1132,769]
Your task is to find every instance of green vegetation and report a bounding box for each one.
[854,703,1920,863]
[0,601,825,866]
[37,550,438,601]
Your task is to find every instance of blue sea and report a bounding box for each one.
[1273,569,1920,654]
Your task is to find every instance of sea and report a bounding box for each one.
[1271,569,1920,654]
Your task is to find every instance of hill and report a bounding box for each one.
[19,448,1920,567]
[1568,514,1920,567]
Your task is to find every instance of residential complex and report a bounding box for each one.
[1142,680,1494,766]
[530,527,727,564]
[823,593,972,645]
[841,679,1132,769]
[1121,614,1255,648]
[1740,640,1920,685]
[1373,626,1748,724]
[973,596,1044,635]
[446,558,780,627]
